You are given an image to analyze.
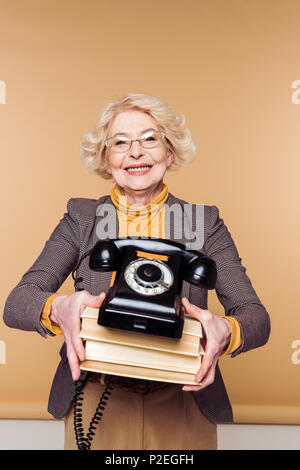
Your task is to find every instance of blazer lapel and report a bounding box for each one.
[164,192,191,300]
[165,192,208,310]
[90,195,119,296]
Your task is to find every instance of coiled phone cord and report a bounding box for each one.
[71,247,94,291]
[70,244,116,450]
[73,378,114,450]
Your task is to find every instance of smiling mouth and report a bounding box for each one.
[124,165,152,174]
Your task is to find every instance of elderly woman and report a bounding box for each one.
[4,93,270,450]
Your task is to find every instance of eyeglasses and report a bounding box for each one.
[104,129,166,153]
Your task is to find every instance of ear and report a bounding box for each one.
[103,151,112,175]
[166,148,174,168]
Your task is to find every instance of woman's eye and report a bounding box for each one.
[115,139,127,146]
[142,135,157,142]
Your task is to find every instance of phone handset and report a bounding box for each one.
[89,237,217,290]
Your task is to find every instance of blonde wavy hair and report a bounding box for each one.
[80,93,196,179]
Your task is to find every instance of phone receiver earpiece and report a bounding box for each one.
[182,256,217,290]
[89,240,121,272]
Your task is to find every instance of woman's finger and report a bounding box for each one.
[181,297,220,390]
[196,357,218,389]
[181,297,213,340]
[182,356,218,392]
[181,297,203,321]
[78,291,106,315]
[195,347,215,383]
[71,334,85,363]
[69,293,106,369]
[65,339,81,381]
[74,292,106,359]
[182,384,203,392]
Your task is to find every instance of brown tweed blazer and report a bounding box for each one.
[3,192,270,423]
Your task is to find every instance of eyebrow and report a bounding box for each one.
[108,128,158,139]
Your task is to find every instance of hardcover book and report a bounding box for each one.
[79,306,204,385]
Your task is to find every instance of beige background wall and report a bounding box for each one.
[0,0,299,423]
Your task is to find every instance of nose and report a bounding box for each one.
[130,140,144,159]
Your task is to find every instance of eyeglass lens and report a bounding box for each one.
[107,130,164,152]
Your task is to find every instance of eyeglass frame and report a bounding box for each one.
[104,129,167,152]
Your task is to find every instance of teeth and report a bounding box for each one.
[126,166,151,172]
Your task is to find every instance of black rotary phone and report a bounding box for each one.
[89,238,217,339]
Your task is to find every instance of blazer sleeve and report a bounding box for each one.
[3,198,80,338]
[204,205,271,356]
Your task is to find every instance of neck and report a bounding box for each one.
[118,181,164,206]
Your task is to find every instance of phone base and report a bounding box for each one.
[98,306,184,339]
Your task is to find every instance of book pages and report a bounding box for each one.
[85,339,202,373]
[80,317,203,356]
[80,360,201,386]
[79,306,204,385]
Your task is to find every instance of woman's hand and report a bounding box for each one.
[50,291,106,381]
[181,297,232,392]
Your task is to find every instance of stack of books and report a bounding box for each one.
[79,307,204,385]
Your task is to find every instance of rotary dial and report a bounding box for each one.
[124,258,174,296]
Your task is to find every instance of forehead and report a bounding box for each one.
[108,109,158,136]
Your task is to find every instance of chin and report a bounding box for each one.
[126,180,156,192]
[120,175,159,190]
